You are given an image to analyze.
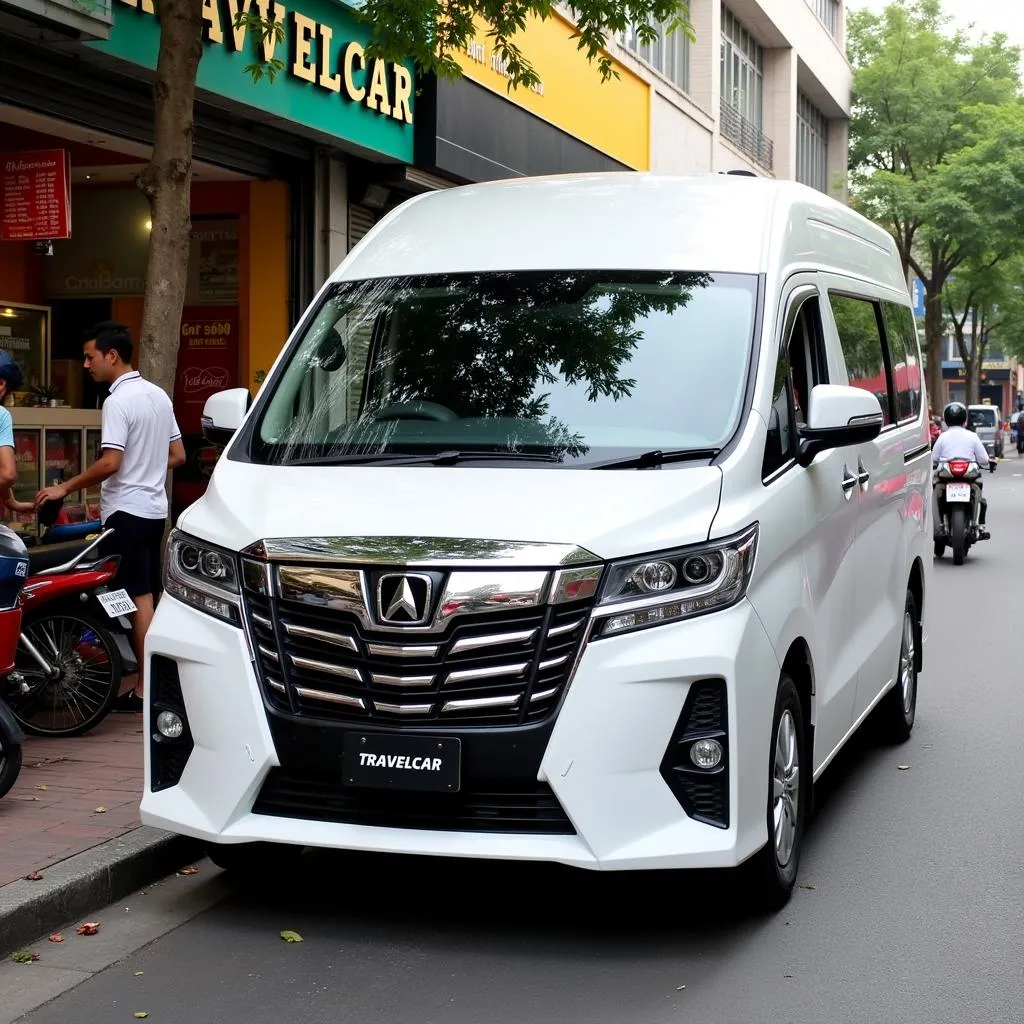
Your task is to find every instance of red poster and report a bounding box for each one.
[1,150,71,242]
[173,308,240,436]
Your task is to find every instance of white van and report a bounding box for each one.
[143,173,931,907]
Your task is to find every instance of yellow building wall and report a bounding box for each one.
[245,180,290,394]
[454,13,650,170]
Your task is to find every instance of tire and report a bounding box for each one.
[0,719,23,800]
[950,506,968,566]
[205,841,306,878]
[933,540,946,558]
[8,612,123,738]
[877,591,919,743]
[743,674,807,911]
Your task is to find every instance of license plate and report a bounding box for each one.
[97,589,137,618]
[343,733,461,793]
[946,483,971,502]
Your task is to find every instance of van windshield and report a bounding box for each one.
[252,270,758,466]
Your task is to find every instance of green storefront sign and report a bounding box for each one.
[91,0,414,162]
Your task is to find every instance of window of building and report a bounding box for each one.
[797,93,829,193]
[621,20,690,93]
[829,293,893,426]
[807,0,841,39]
[720,5,772,170]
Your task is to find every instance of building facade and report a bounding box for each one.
[608,0,851,196]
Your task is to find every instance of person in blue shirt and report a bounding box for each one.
[0,354,22,496]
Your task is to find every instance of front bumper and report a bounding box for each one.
[141,595,780,871]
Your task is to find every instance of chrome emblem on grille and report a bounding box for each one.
[376,574,433,626]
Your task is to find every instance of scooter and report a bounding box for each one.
[933,458,987,566]
[3,531,138,738]
[0,525,32,800]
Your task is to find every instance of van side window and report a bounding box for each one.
[829,294,894,426]
[763,296,824,479]
[881,302,922,423]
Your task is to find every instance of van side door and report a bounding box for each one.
[822,284,923,725]
[758,278,859,771]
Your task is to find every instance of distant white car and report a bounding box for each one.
[142,172,931,909]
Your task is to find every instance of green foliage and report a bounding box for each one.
[237,0,691,89]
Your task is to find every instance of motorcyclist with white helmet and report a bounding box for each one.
[932,401,990,539]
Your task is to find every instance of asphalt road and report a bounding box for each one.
[13,465,1024,1024]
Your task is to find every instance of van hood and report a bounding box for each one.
[179,459,724,563]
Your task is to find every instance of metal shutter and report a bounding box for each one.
[347,204,378,251]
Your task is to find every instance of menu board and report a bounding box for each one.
[1,151,71,242]
[173,308,240,435]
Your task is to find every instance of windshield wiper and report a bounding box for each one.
[583,448,720,470]
[280,449,564,467]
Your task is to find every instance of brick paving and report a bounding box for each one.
[0,712,143,886]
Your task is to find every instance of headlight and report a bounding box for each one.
[164,530,242,626]
[592,524,758,638]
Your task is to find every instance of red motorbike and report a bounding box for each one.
[4,529,136,738]
[0,525,31,799]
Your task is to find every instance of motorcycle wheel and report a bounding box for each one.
[8,613,123,738]
[0,716,23,799]
[950,506,969,566]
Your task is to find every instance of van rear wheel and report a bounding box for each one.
[743,674,807,911]
[877,591,919,743]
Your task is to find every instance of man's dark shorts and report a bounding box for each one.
[100,511,167,600]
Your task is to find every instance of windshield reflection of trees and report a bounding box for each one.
[285,271,713,462]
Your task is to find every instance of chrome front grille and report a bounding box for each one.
[244,590,594,727]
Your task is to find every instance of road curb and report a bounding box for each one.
[0,826,204,955]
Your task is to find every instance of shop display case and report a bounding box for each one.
[0,302,50,397]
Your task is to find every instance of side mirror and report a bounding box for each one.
[797,384,883,468]
[201,388,252,448]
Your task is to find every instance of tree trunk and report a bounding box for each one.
[924,285,946,411]
[136,0,204,398]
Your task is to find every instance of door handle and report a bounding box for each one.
[857,459,870,489]
[842,466,857,498]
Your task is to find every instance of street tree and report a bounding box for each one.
[138,0,693,398]
[846,0,1020,406]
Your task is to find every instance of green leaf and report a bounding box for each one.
[11,951,40,963]
[280,930,304,943]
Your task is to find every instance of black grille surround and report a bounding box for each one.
[243,585,595,729]
[659,679,729,829]
[254,770,575,835]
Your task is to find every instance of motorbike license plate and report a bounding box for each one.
[946,483,972,502]
[97,589,137,618]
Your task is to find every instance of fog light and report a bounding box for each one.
[156,710,184,740]
[690,738,723,769]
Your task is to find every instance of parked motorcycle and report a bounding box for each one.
[0,525,31,800]
[4,530,138,738]
[933,458,986,565]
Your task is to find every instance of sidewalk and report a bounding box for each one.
[0,714,143,887]
[0,711,201,955]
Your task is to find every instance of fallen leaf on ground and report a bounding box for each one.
[134,1014,149,1019]
[280,930,304,943]
[176,865,199,876]
[36,784,48,791]
[94,806,107,813]
[135,971,145,977]
[24,871,43,881]
[797,882,816,890]
[11,952,40,963]
[676,985,686,991]
[76,922,100,936]
[48,934,63,943]
[897,765,911,771]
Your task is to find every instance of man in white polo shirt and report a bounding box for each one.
[36,322,186,711]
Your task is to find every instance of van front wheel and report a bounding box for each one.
[743,674,807,911]
[205,841,305,878]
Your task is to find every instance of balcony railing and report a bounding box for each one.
[719,103,774,172]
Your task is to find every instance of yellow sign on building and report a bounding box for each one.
[453,13,650,170]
